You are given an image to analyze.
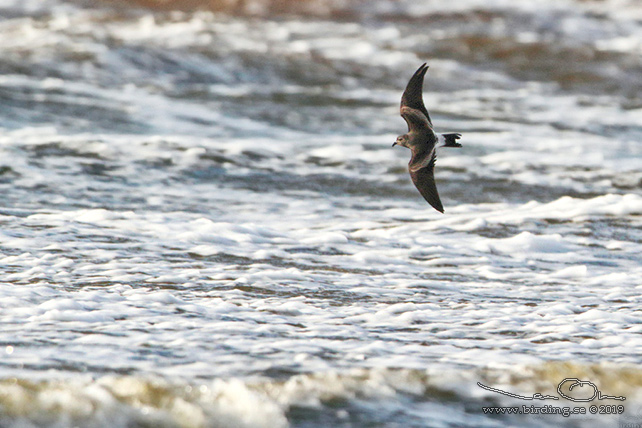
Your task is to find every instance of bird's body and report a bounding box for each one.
[393,63,461,213]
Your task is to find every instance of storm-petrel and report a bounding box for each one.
[393,63,461,213]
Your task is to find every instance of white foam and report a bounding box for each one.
[474,231,573,255]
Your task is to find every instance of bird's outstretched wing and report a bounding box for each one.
[400,106,431,134]
[400,63,432,126]
[409,150,443,213]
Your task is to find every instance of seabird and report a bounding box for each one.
[393,63,462,213]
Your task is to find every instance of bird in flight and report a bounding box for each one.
[393,63,462,213]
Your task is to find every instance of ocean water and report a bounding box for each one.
[1,0,641,426]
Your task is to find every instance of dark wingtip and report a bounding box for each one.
[425,197,444,213]
[412,63,429,79]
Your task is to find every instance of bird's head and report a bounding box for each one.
[392,134,409,148]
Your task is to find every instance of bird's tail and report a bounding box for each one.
[440,133,462,148]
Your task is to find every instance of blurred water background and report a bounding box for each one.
[1,0,642,426]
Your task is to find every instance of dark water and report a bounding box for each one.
[0,0,641,426]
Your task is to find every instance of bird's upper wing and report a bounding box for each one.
[408,149,443,213]
[400,106,431,134]
[400,63,432,126]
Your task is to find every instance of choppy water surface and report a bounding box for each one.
[1,0,641,426]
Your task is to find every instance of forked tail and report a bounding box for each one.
[440,133,462,148]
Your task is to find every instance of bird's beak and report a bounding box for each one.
[392,142,397,147]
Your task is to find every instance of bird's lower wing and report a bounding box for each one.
[409,151,444,213]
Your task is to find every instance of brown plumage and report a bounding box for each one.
[393,63,462,213]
